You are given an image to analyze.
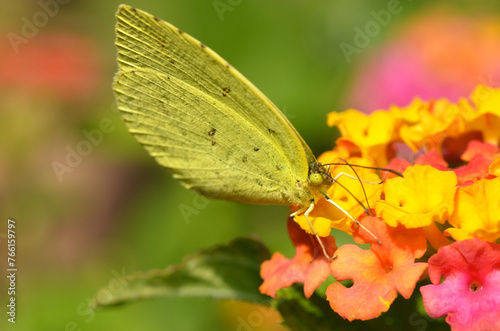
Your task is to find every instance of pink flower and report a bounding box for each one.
[421,238,500,331]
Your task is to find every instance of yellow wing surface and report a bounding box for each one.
[114,5,318,206]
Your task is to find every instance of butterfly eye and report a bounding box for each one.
[309,173,325,185]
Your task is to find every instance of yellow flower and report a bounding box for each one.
[446,177,500,242]
[393,99,458,153]
[463,85,500,144]
[327,109,397,166]
[375,165,457,228]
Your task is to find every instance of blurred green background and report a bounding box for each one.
[1,0,500,330]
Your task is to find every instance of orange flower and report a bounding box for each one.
[260,219,337,299]
[326,216,427,320]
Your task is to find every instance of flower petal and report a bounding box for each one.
[326,216,427,320]
[260,218,336,298]
[446,177,500,242]
[421,238,500,331]
[375,165,457,228]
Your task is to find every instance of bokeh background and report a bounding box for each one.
[1,0,500,330]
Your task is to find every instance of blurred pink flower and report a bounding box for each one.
[346,9,500,113]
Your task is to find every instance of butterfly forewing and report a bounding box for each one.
[114,5,317,205]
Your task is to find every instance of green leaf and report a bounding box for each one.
[274,285,342,331]
[92,237,271,309]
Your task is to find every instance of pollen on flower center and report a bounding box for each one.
[383,263,393,273]
[469,280,482,293]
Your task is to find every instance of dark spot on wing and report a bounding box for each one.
[131,7,137,12]
[168,57,175,64]
[154,16,160,21]
[208,128,216,145]
[200,43,206,49]
[226,63,232,69]
[242,156,248,163]
[160,107,169,115]
[256,179,263,187]
[254,147,260,152]
[222,87,231,97]
[178,29,184,34]
[268,128,276,134]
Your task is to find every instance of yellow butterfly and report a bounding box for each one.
[114,5,392,257]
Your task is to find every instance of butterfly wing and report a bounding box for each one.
[114,5,317,205]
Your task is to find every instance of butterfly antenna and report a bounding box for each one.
[323,162,404,181]
[338,158,372,214]
[329,178,371,216]
[318,160,405,245]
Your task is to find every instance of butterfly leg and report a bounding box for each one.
[291,202,336,261]
[321,193,381,245]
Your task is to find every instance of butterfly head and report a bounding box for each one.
[308,162,333,187]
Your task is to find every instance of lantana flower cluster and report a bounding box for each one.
[260,84,500,330]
